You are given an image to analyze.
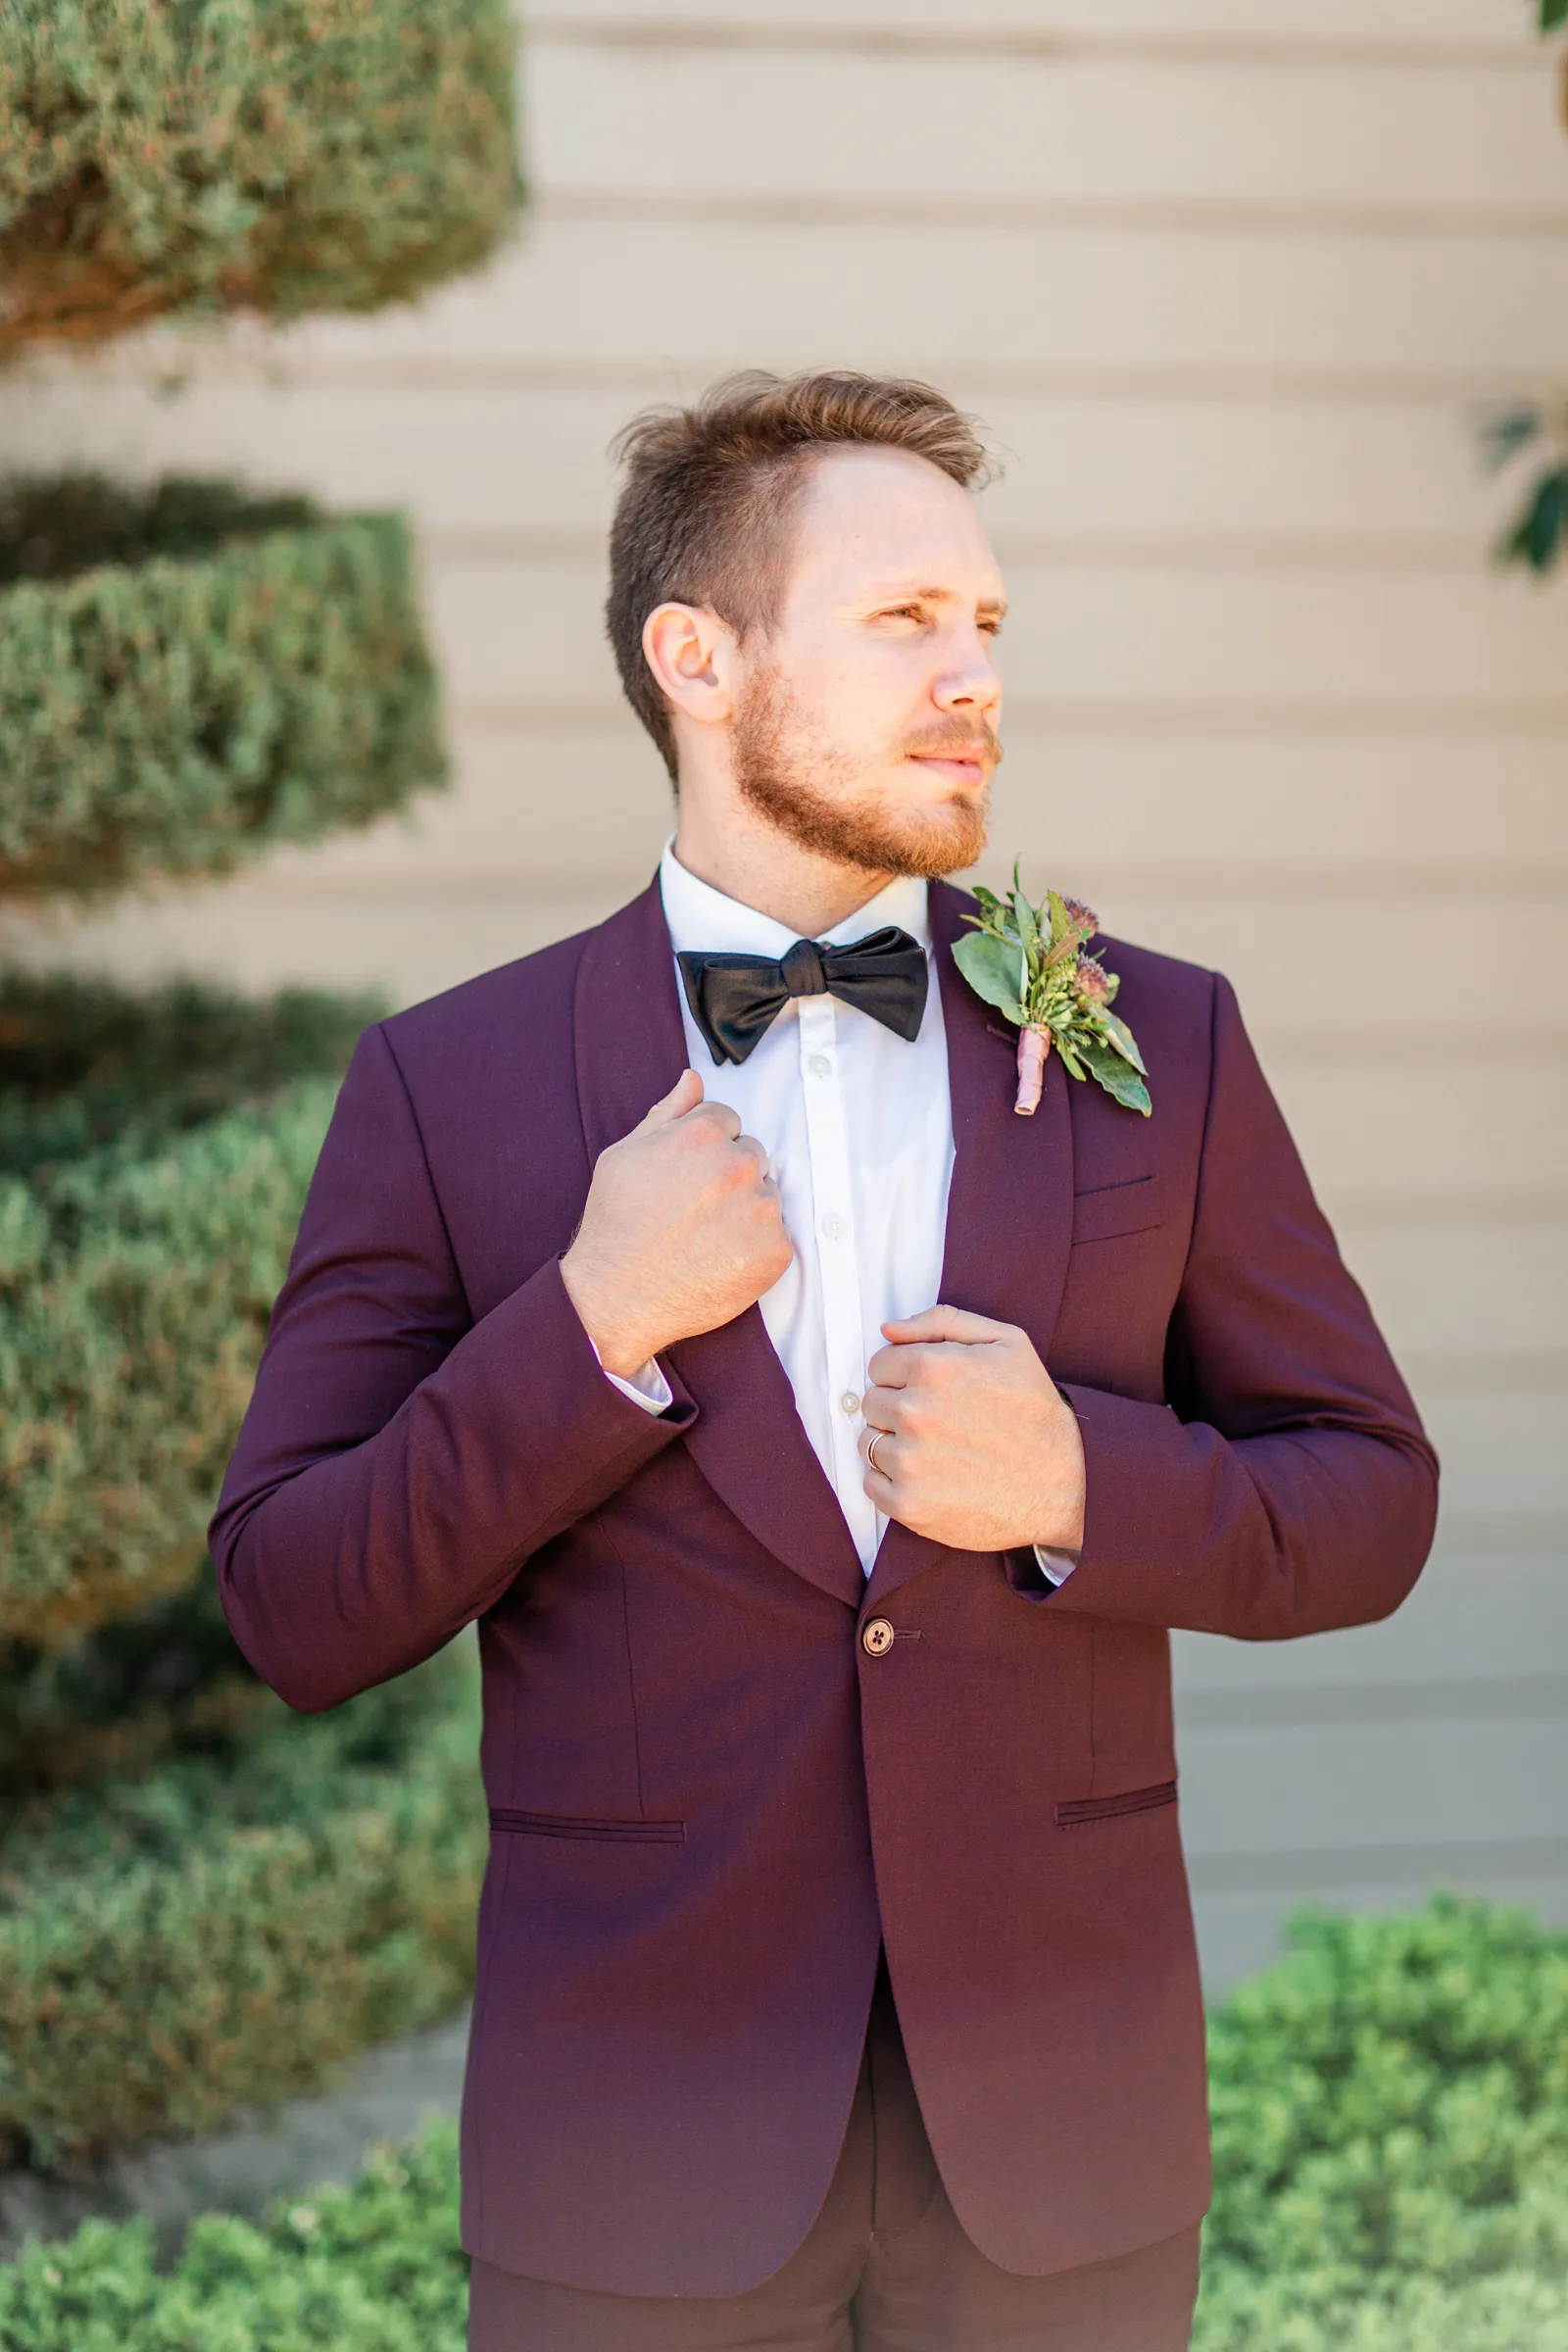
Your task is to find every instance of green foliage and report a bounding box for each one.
[0,972,372,1649]
[1543,1,1568,34]
[1194,1895,1568,2349]
[3,1897,1565,2347]
[0,2121,467,2350]
[0,1643,483,2167]
[0,1578,272,1797]
[1477,404,1568,573]
[0,475,446,899]
[0,0,520,354]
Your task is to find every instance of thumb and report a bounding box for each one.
[881,1304,1009,1346]
[639,1067,705,1128]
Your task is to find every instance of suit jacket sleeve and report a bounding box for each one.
[208,1022,696,1712]
[1045,972,1439,1638]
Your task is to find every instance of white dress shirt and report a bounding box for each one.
[604,844,1074,1586]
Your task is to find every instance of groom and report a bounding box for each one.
[213,371,1438,2350]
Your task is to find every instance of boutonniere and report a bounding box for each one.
[953,864,1151,1118]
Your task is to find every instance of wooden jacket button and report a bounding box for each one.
[861,1617,896,1657]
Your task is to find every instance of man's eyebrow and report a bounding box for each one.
[860,583,1008,614]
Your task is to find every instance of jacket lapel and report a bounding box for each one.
[572,881,864,1610]
[864,880,1077,1610]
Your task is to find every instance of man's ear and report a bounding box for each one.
[642,603,738,730]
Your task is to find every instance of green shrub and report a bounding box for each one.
[0,973,374,1649]
[0,1642,483,2167]
[0,2119,467,2351]
[1194,1895,1568,2349]
[0,476,446,899]
[5,1896,1567,2350]
[0,0,520,354]
[0,1578,273,1797]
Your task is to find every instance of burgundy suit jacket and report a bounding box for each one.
[212,878,1438,2294]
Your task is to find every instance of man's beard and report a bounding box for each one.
[732,667,995,879]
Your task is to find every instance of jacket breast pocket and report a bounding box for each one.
[489,1807,686,1845]
[1071,1174,1163,1248]
[1055,1780,1176,1828]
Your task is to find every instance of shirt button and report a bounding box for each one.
[839,1390,859,1417]
[807,1053,832,1079]
[861,1618,896,1658]
[820,1211,848,1242]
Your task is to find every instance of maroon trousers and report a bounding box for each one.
[467,1967,1200,2351]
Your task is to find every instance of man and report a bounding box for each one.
[213,370,1439,2350]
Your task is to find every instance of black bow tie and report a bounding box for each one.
[676,926,929,1066]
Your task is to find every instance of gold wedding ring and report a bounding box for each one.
[866,1432,889,1476]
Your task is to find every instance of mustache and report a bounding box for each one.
[904,724,1003,767]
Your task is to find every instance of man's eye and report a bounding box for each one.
[979,618,1003,637]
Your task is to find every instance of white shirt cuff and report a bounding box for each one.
[1032,1544,1079,1589]
[591,1341,674,1416]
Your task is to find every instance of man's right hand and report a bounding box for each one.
[561,1069,793,1378]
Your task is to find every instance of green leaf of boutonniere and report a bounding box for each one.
[953,928,1027,1025]
[1098,1008,1147,1076]
[1075,1035,1152,1115]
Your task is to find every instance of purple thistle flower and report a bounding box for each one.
[1074,955,1111,1004]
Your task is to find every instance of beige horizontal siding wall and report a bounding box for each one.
[2,0,1563,1987]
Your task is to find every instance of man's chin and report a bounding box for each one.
[877,799,989,880]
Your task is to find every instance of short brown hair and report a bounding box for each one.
[605,369,992,778]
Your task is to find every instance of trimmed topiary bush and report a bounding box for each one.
[0,0,521,354]
[0,475,446,898]
[0,0,516,2183]
[0,972,374,1649]
[0,1641,483,2167]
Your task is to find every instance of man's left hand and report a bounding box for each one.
[859,1306,1086,1555]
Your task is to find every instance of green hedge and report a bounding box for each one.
[1197,1896,1568,2349]
[0,0,520,353]
[0,476,446,899]
[0,1642,483,2168]
[0,2121,468,2351]
[0,972,371,1650]
[1,1897,1565,2346]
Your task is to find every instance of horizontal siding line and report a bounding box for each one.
[537,185,1568,244]
[1331,1192,1568,1234]
[1186,1838,1568,1896]
[66,352,1567,412]
[1432,1511,1568,1552]
[530,17,1550,74]
[455,696,1568,742]
[1403,1349,1568,1396]
[1178,1677,1568,1732]
[1261,1026,1568,1064]
[422,525,1506,574]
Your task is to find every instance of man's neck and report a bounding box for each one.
[670,814,897,941]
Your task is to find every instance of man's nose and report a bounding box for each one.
[933,651,1002,715]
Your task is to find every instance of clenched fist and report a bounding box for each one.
[859,1305,1087,1555]
[562,1069,793,1377]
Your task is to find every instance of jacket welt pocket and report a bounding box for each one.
[1071,1174,1163,1247]
[1055,1780,1177,1828]
[488,1807,686,1845]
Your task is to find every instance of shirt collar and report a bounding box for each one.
[658,838,932,959]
